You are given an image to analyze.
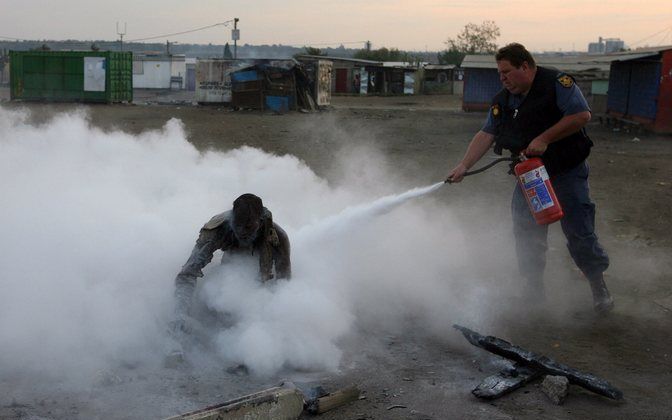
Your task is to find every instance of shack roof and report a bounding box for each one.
[577,45,672,63]
[296,54,382,65]
[423,64,456,70]
[382,61,425,68]
[133,53,185,62]
[461,54,610,72]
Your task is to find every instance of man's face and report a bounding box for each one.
[497,59,533,95]
[232,215,260,245]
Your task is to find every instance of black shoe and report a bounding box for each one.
[588,274,614,314]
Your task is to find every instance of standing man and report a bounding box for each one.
[447,43,613,313]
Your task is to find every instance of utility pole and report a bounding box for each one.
[232,18,240,59]
[116,22,127,51]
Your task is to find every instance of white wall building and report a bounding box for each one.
[133,54,186,89]
[588,37,625,55]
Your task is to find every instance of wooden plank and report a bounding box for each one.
[164,387,304,420]
[305,386,360,415]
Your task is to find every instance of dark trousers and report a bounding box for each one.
[511,161,610,283]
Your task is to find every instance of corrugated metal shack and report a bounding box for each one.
[460,54,609,112]
[583,46,672,133]
[0,50,9,85]
[232,61,297,112]
[9,50,132,103]
[196,59,235,103]
[297,55,380,94]
[417,64,456,94]
[381,62,418,95]
[196,59,321,112]
[294,59,332,106]
[185,58,196,91]
[296,55,418,95]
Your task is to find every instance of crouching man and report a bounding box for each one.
[168,193,291,361]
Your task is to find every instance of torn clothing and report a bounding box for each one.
[173,207,291,324]
[176,207,291,284]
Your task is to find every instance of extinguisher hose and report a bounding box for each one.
[445,156,519,184]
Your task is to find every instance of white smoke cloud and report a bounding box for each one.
[0,106,506,384]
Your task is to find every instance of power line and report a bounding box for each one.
[126,20,235,42]
[658,28,672,46]
[631,25,672,47]
[279,40,367,47]
[0,35,24,41]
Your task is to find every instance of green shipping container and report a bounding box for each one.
[10,51,133,103]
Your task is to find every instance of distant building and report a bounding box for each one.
[0,54,9,85]
[582,46,672,133]
[460,54,610,112]
[185,58,196,91]
[194,58,327,111]
[588,42,605,54]
[9,50,132,103]
[132,54,186,89]
[296,55,418,95]
[418,64,457,95]
[588,37,625,54]
[606,39,625,53]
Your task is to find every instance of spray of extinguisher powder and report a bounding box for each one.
[514,156,564,225]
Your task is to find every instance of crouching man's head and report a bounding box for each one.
[231,193,264,246]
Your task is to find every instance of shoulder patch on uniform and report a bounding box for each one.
[491,104,500,117]
[203,211,231,230]
[557,74,574,88]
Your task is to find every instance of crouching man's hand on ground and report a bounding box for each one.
[168,318,191,336]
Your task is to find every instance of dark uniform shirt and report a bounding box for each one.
[482,77,591,134]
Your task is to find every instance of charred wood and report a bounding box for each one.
[454,324,623,400]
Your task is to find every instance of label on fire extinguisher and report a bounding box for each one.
[519,166,554,213]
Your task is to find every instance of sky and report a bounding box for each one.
[1,0,671,52]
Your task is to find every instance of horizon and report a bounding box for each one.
[1,1,671,53]
[3,38,669,56]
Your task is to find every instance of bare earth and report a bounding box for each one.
[0,92,670,420]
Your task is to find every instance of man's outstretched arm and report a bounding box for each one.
[173,228,221,322]
[447,131,495,183]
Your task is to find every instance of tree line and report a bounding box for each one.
[1,22,500,66]
[302,21,500,66]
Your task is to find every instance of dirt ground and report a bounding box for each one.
[1,91,671,420]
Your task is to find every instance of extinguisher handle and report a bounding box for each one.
[445,157,518,183]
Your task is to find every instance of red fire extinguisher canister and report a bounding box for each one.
[514,156,564,225]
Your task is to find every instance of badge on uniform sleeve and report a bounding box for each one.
[491,104,500,116]
[557,74,574,88]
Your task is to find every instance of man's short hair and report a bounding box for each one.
[233,193,263,221]
[496,43,536,68]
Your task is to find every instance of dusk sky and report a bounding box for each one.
[2,0,671,52]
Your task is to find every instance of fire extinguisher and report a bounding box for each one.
[514,155,564,225]
[445,155,564,225]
